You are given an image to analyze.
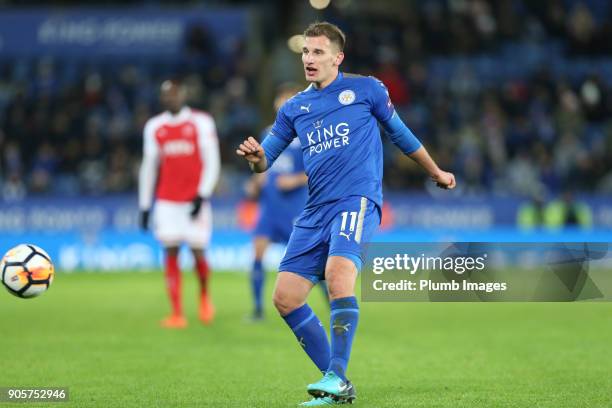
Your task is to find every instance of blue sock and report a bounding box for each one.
[283,304,331,373]
[251,260,264,313]
[328,296,359,381]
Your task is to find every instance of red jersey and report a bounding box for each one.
[139,107,220,208]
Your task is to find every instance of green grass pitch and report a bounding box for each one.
[1,271,612,407]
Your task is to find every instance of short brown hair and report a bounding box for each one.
[304,22,346,51]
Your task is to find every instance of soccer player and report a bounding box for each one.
[246,83,309,321]
[139,80,220,329]
[236,22,455,406]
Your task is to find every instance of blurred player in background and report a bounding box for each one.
[237,22,455,405]
[139,80,220,329]
[245,83,308,320]
[246,83,332,321]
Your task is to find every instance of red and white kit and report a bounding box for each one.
[139,107,220,248]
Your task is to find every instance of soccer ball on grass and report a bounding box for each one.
[1,244,54,298]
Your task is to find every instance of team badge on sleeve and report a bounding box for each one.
[338,90,356,105]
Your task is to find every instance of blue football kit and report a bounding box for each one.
[261,72,422,283]
[254,127,307,244]
[260,71,425,395]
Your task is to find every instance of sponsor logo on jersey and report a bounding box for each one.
[162,140,195,156]
[306,120,350,156]
[338,89,356,105]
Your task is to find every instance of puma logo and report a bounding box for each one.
[333,322,351,333]
[339,231,352,241]
[300,104,311,113]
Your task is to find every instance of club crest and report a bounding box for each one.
[338,90,356,105]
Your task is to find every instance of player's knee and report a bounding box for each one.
[325,263,357,299]
[272,288,299,316]
[254,247,266,260]
[253,237,269,259]
[190,248,204,260]
[326,281,353,300]
[165,247,180,258]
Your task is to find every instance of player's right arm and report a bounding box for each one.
[138,120,160,229]
[236,106,295,173]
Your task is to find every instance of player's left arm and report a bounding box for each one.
[194,115,221,214]
[406,145,456,189]
[381,113,455,189]
[369,77,455,189]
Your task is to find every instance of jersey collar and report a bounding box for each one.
[308,72,344,93]
[163,106,191,124]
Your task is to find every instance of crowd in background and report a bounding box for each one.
[0,0,611,201]
[329,0,612,197]
[0,36,259,200]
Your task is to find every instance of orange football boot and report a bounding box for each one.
[199,294,215,325]
[160,315,188,329]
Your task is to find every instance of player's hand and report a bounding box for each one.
[140,210,150,231]
[236,136,265,164]
[190,195,206,219]
[432,171,456,189]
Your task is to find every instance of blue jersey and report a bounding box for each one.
[264,73,397,210]
[259,126,308,214]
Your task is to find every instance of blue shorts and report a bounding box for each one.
[254,209,295,244]
[278,196,380,284]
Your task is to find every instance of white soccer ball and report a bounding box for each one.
[1,244,55,298]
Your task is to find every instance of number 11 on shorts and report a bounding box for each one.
[340,211,357,239]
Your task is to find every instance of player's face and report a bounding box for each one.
[302,35,344,88]
[160,81,187,113]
